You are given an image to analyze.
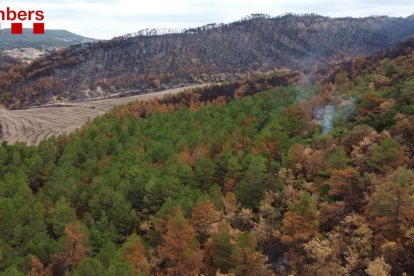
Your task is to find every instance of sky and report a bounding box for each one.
[2,0,414,39]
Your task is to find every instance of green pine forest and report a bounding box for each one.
[1,41,414,276]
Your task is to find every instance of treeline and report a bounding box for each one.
[110,70,302,118]
[0,46,414,275]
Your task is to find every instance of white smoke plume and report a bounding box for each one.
[322,105,335,134]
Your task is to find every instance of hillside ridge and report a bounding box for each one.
[1,14,414,108]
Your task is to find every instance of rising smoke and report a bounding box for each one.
[315,97,356,135]
[322,105,335,134]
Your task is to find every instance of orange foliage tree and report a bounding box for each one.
[157,208,203,275]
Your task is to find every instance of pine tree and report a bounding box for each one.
[158,209,202,275]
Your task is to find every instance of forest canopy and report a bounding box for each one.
[0,43,414,275]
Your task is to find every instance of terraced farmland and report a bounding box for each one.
[0,86,201,145]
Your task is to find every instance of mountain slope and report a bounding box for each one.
[0,55,21,71]
[1,14,414,108]
[0,29,96,50]
[0,39,413,275]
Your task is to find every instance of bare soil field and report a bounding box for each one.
[0,85,202,145]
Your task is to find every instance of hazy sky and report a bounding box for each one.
[3,0,414,39]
